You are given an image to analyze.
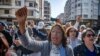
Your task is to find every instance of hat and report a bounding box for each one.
[0,22,5,26]
[80,25,86,29]
[37,21,45,29]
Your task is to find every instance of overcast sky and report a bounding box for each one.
[48,0,67,18]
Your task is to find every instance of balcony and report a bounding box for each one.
[0,0,12,5]
[0,1,13,8]
[0,5,13,8]
[0,14,15,18]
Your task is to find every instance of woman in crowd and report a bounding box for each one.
[78,25,86,40]
[66,26,81,49]
[74,28,100,56]
[15,6,74,56]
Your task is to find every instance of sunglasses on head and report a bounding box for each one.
[86,34,95,37]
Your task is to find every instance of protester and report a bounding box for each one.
[0,32,9,56]
[55,18,62,24]
[45,25,52,35]
[66,26,81,49]
[78,25,86,40]
[0,22,13,56]
[15,6,74,56]
[27,20,34,37]
[64,16,82,31]
[35,21,47,40]
[13,38,41,56]
[74,28,100,56]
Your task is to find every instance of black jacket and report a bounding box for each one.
[0,30,13,46]
[0,30,13,56]
[74,43,100,56]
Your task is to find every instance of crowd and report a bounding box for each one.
[0,6,100,56]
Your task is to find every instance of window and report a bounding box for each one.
[71,12,74,14]
[29,3,33,7]
[91,10,93,12]
[75,4,77,8]
[75,0,77,2]
[15,1,21,6]
[34,2,37,8]
[84,14,88,18]
[45,7,49,10]
[44,11,48,13]
[71,7,74,9]
[44,7,48,9]
[84,3,88,6]
[77,3,81,7]
[44,15,49,18]
[31,11,34,16]
[29,10,34,16]
[0,0,11,5]
[4,10,9,14]
[45,11,47,13]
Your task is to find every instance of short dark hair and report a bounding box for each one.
[82,28,95,42]
[0,22,5,26]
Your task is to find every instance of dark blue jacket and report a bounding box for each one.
[74,43,100,56]
[32,28,47,40]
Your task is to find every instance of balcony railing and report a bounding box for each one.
[0,2,12,6]
[0,5,13,8]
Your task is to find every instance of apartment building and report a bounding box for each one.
[44,0,51,21]
[0,0,39,22]
[39,0,44,20]
[64,0,99,26]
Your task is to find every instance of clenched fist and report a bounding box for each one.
[15,6,27,34]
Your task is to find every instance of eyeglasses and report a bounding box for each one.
[86,34,95,37]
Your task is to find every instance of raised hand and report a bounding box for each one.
[76,16,82,22]
[15,6,27,34]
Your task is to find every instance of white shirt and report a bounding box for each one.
[50,44,61,56]
[78,32,82,40]
[68,37,81,49]
[23,52,41,56]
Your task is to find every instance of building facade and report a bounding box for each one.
[64,0,71,23]
[44,0,51,21]
[64,0,99,27]
[0,0,39,22]
[39,0,44,20]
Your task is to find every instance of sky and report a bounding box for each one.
[48,0,67,18]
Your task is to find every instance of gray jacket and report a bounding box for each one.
[18,30,74,56]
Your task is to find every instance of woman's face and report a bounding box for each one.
[83,31,95,45]
[51,26,63,45]
[69,28,77,38]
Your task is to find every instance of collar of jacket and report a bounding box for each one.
[82,43,100,55]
